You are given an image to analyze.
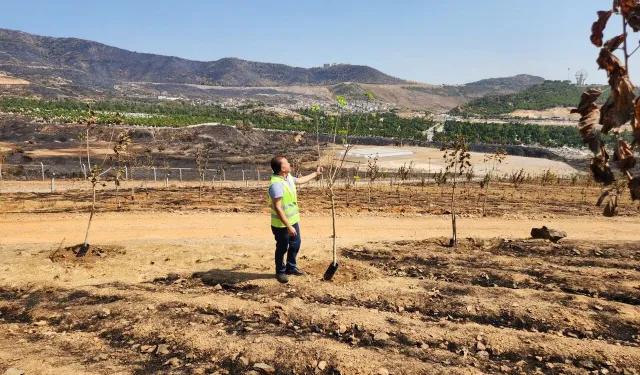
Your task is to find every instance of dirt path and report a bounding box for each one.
[3,211,640,247]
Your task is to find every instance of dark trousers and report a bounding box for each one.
[271,222,301,274]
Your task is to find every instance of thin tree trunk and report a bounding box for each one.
[116,183,120,210]
[451,183,457,246]
[86,128,91,167]
[482,183,489,217]
[83,185,96,247]
[330,188,337,265]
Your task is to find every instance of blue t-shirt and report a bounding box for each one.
[269,175,296,199]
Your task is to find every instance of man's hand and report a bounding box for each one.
[287,226,298,237]
[316,166,324,176]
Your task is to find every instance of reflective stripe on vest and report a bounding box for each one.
[268,174,300,228]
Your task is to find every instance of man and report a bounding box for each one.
[268,155,323,284]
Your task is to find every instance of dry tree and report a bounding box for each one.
[441,136,472,247]
[573,1,640,216]
[322,95,362,280]
[195,147,210,199]
[480,149,507,216]
[397,162,414,199]
[111,131,130,210]
[366,153,380,208]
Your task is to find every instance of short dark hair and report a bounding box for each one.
[271,155,286,174]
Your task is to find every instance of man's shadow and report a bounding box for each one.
[192,268,273,287]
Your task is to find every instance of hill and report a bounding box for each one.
[449,80,607,117]
[403,74,545,100]
[0,28,405,88]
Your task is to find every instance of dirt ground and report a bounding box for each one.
[341,145,580,176]
[1,181,640,375]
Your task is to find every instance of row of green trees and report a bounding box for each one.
[433,120,631,148]
[0,97,435,138]
[450,81,608,117]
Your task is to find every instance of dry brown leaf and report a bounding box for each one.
[573,89,615,185]
[603,200,617,217]
[596,190,610,206]
[591,157,616,185]
[621,0,640,31]
[597,48,624,74]
[603,33,627,52]
[571,89,602,116]
[591,10,613,47]
[613,139,637,169]
[600,73,635,133]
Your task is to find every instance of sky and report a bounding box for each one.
[0,0,630,84]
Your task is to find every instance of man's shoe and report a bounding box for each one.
[276,273,289,284]
[286,268,306,276]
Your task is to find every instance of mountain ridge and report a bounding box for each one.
[0,28,406,87]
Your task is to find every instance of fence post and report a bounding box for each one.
[222,169,226,181]
[153,167,157,182]
[41,162,45,181]
[179,168,183,182]
[50,173,55,193]
[165,174,169,187]
[124,166,128,180]
[81,164,87,179]
[242,170,246,187]
[0,163,2,181]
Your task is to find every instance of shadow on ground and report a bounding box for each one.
[192,268,274,286]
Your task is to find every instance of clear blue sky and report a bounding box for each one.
[0,0,627,84]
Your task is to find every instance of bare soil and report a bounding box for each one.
[1,181,640,374]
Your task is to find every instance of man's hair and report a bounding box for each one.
[271,155,286,174]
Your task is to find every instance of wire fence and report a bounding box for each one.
[0,161,588,194]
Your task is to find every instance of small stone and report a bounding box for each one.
[164,357,182,367]
[213,284,223,291]
[594,305,604,311]
[373,332,390,341]
[476,342,486,351]
[140,345,157,353]
[317,361,327,370]
[476,334,483,341]
[238,356,249,366]
[378,368,390,375]
[98,308,111,319]
[4,369,25,375]
[601,369,610,375]
[579,360,597,370]
[476,350,489,358]
[243,326,254,332]
[156,344,170,356]
[546,363,555,369]
[512,302,519,307]
[500,365,511,372]
[536,356,543,362]
[338,324,347,334]
[33,320,48,326]
[253,363,275,374]
[530,226,567,243]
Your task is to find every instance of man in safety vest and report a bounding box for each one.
[268,155,323,283]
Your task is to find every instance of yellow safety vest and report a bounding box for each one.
[268,174,300,228]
